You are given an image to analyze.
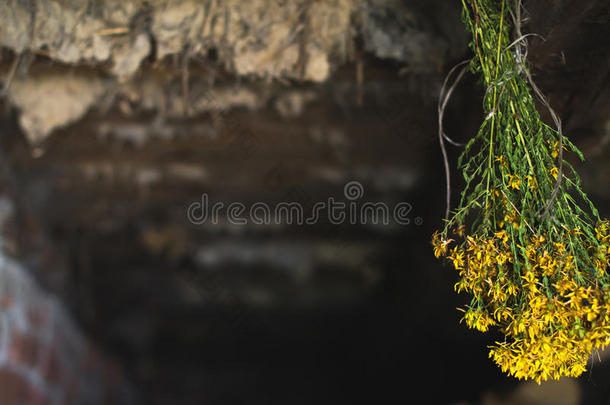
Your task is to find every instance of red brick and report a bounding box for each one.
[8,332,39,368]
[0,368,31,405]
[39,346,63,386]
[27,307,50,332]
[63,376,80,404]
[26,389,51,405]
[0,295,14,309]
[82,344,102,371]
[104,360,121,390]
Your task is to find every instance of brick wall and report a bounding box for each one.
[0,254,132,405]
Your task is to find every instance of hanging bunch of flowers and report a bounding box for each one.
[433,0,610,383]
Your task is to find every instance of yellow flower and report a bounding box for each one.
[463,308,496,332]
[549,140,567,159]
[506,174,521,190]
[504,210,520,229]
[448,247,465,270]
[550,167,559,180]
[506,283,518,296]
[531,234,545,246]
[555,278,576,295]
[495,155,509,170]
[433,192,610,383]
[493,306,513,322]
[432,231,453,258]
[554,242,566,254]
[496,251,511,265]
[455,224,466,237]
[525,174,537,190]
[494,230,509,245]
[537,252,558,277]
[454,279,469,293]
[551,141,559,158]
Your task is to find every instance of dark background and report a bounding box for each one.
[1,0,609,404]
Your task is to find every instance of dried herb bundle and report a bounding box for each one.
[433,0,610,383]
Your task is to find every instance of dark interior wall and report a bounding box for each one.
[0,1,609,404]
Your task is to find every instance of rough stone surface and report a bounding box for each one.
[361,0,448,71]
[0,0,137,63]
[0,0,460,144]
[0,0,358,81]
[7,74,105,145]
